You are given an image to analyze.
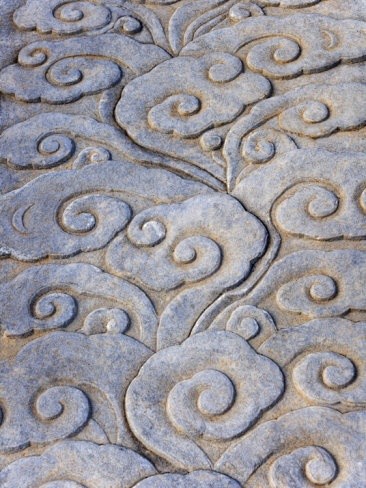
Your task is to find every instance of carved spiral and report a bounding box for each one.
[47,58,84,86]
[52,1,112,31]
[274,184,340,237]
[229,3,264,22]
[277,273,339,316]
[307,186,339,218]
[279,100,331,136]
[45,57,122,92]
[247,37,301,77]
[115,15,142,35]
[173,236,222,275]
[207,53,243,83]
[73,146,111,169]
[300,101,330,124]
[226,305,276,344]
[269,446,337,487]
[200,132,223,151]
[54,3,86,22]
[147,94,202,133]
[36,133,75,167]
[308,275,338,302]
[127,216,167,247]
[241,128,297,164]
[81,307,130,335]
[18,45,50,67]
[60,194,131,235]
[31,291,77,329]
[126,331,284,470]
[293,352,357,404]
[167,369,236,439]
[35,385,90,432]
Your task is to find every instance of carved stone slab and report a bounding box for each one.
[0,0,365,486]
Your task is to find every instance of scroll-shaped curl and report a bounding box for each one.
[0,34,169,103]
[260,318,366,407]
[246,37,302,79]
[216,407,366,485]
[203,305,277,348]
[0,113,180,171]
[268,446,337,487]
[0,441,157,487]
[0,158,209,261]
[80,308,130,335]
[233,149,366,241]
[241,128,297,165]
[277,269,353,317]
[31,291,77,330]
[36,133,76,168]
[182,14,366,78]
[0,263,158,350]
[116,52,270,182]
[13,0,112,34]
[125,330,284,470]
[225,84,366,188]
[223,250,366,322]
[0,331,152,453]
[61,194,131,235]
[293,353,358,404]
[275,184,340,236]
[0,381,90,453]
[0,182,131,259]
[106,193,267,348]
[72,146,111,169]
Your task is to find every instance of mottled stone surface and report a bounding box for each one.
[0,0,365,486]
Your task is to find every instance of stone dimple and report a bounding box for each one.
[0,0,364,485]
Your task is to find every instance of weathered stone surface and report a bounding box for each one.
[0,0,365,485]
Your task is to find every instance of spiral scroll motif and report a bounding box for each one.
[14,0,112,34]
[0,0,365,485]
[268,446,337,487]
[126,331,284,470]
[216,407,366,485]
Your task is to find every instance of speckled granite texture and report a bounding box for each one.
[0,0,365,486]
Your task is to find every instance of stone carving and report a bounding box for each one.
[106,193,267,348]
[0,34,169,103]
[0,331,151,452]
[0,0,364,484]
[13,0,171,51]
[0,159,209,260]
[13,0,114,35]
[0,263,158,348]
[0,112,223,188]
[167,1,265,54]
[233,149,366,240]
[116,52,270,185]
[206,305,277,348]
[216,250,366,323]
[260,318,366,407]
[0,441,157,487]
[126,330,284,470]
[0,113,158,170]
[216,407,366,486]
[182,14,366,78]
[225,84,366,186]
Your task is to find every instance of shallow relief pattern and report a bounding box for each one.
[0,0,365,485]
